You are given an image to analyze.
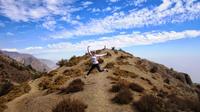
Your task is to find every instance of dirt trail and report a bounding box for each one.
[73,72,133,112]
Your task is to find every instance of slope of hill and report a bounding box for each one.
[2,49,200,112]
[0,52,41,112]
[1,50,53,72]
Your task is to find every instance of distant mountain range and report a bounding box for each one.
[0,50,56,72]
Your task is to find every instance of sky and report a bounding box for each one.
[0,0,200,82]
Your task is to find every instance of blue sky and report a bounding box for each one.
[0,0,200,82]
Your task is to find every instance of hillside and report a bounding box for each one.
[2,49,200,112]
[1,50,54,72]
[0,52,41,112]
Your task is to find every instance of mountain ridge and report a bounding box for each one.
[0,50,56,72]
[1,48,200,112]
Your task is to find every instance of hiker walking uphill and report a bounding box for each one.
[85,46,108,78]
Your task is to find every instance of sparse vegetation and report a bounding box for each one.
[98,58,104,64]
[61,79,84,94]
[140,77,153,85]
[105,62,115,69]
[116,55,130,61]
[133,95,165,112]
[112,88,133,104]
[0,80,13,96]
[113,69,138,78]
[163,78,170,84]
[0,63,4,69]
[111,47,115,50]
[53,98,87,112]
[57,59,68,67]
[149,66,158,73]
[0,83,31,112]
[166,95,200,112]
[105,52,112,58]
[129,82,144,93]
[63,69,83,77]
[57,56,84,67]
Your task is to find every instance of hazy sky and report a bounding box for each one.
[0,0,200,82]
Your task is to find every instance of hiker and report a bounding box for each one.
[84,46,108,78]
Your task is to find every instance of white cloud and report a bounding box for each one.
[25,46,43,50]
[91,8,101,13]
[110,0,119,3]
[61,15,82,25]
[17,30,200,59]
[0,0,77,22]
[81,1,93,8]
[2,48,18,52]
[103,7,112,12]
[49,0,200,39]
[42,19,56,31]
[6,32,14,36]
[133,0,147,6]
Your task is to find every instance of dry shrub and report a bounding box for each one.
[114,50,118,54]
[0,80,13,96]
[116,61,130,65]
[105,62,115,69]
[111,47,115,50]
[54,75,68,85]
[0,63,4,69]
[62,79,84,94]
[110,84,122,93]
[53,98,87,112]
[113,69,138,78]
[38,77,51,90]
[83,60,91,71]
[110,80,129,93]
[151,86,158,92]
[133,95,165,112]
[135,60,148,72]
[116,55,130,61]
[112,88,133,104]
[149,66,158,73]
[63,69,83,77]
[0,82,31,112]
[140,77,153,85]
[105,52,112,58]
[157,90,168,98]
[47,70,58,77]
[98,58,104,64]
[163,78,170,84]
[166,95,200,112]
[57,56,83,67]
[129,82,144,93]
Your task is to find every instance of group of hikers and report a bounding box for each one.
[84,46,108,78]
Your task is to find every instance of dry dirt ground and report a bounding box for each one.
[4,72,134,112]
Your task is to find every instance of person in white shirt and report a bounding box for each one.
[85,46,108,78]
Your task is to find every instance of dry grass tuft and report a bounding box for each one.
[133,95,165,112]
[0,80,13,96]
[129,82,144,93]
[63,69,83,77]
[0,83,31,112]
[61,79,84,94]
[52,98,87,112]
[113,69,138,79]
[105,62,115,69]
[112,88,133,104]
